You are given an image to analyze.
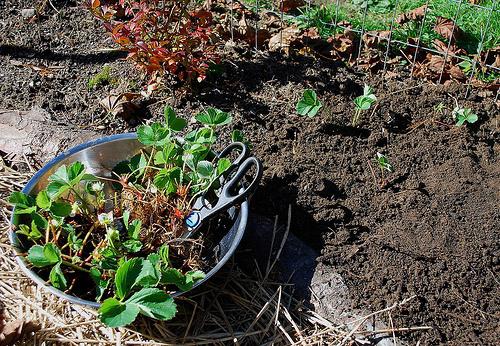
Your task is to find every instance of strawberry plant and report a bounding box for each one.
[453,107,478,127]
[296,89,322,117]
[87,0,219,85]
[352,84,377,127]
[10,106,244,327]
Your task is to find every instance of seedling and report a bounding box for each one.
[352,84,377,127]
[87,66,114,90]
[10,105,244,328]
[434,102,446,115]
[453,107,478,127]
[376,152,394,173]
[296,89,322,117]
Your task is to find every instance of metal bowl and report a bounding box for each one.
[9,133,249,308]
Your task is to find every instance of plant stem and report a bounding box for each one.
[61,260,90,273]
[141,147,156,184]
[77,223,97,257]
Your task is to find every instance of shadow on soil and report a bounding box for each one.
[0,44,127,64]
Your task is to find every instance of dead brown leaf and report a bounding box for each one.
[448,65,466,80]
[0,304,40,346]
[434,17,462,42]
[237,13,271,48]
[363,30,390,48]
[281,0,305,13]
[328,31,355,57]
[482,46,500,68]
[100,93,141,119]
[432,39,466,55]
[396,5,428,25]
[268,26,301,53]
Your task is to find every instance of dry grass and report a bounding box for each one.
[0,157,348,345]
[0,156,428,345]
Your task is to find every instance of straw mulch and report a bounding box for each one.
[0,157,425,345]
[0,157,349,346]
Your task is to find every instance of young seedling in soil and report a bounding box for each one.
[453,107,478,127]
[434,102,446,115]
[296,89,322,117]
[9,106,241,328]
[352,84,377,127]
[87,66,114,90]
[370,152,394,187]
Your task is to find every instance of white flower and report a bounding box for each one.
[98,211,114,226]
[91,182,104,192]
[149,185,158,194]
[70,201,80,217]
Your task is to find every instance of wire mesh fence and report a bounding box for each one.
[225,0,499,98]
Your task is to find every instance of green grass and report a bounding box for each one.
[87,65,113,90]
[293,0,500,53]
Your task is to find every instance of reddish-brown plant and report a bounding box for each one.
[87,0,219,85]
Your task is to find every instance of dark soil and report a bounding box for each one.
[1,2,499,345]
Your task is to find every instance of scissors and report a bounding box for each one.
[182,142,262,238]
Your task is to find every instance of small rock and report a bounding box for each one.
[21,8,36,19]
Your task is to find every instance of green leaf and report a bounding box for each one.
[354,85,377,111]
[129,153,147,177]
[31,213,48,232]
[29,220,43,240]
[46,181,69,200]
[36,190,51,210]
[194,128,216,144]
[27,243,61,267]
[153,142,177,165]
[122,210,130,228]
[49,165,69,185]
[164,106,187,132]
[454,107,478,126]
[69,235,83,251]
[13,205,36,215]
[195,108,232,127]
[158,244,170,267]
[90,267,109,301]
[126,288,177,320]
[135,259,160,288]
[127,219,142,240]
[16,224,31,238]
[230,130,252,149]
[99,298,140,328]
[147,253,160,267]
[296,89,322,117]
[196,161,214,178]
[50,202,72,217]
[67,161,86,184]
[217,158,231,176]
[160,268,205,291]
[122,239,142,253]
[153,167,181,194]
[137,123,170,147]
[114,257,143,300]
[9,192,36,214]
[376,152,394,173]
[9,191,32,205]
[49,263,67,290]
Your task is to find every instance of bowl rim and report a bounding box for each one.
[8,133,248,308]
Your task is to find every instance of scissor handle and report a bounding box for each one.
[192,156,262,225]
[217,142,248,167]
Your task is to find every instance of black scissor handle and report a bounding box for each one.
[217,142,248,167]
[189,156,262,226]
[220,156,262,201]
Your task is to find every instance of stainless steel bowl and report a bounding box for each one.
[9,133,248,308]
